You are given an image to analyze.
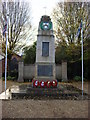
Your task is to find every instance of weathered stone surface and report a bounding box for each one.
[35,15,55,82]
[62,61,67,81]
[36,36,55,63]
[18,61,24,82]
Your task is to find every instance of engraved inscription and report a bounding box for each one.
[38,65,53,76]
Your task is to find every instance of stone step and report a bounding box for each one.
[11,92,88,100]
[10,84,88,100]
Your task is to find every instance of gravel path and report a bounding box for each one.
[2,99,88,118]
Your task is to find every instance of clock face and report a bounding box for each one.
[40,21,52,30]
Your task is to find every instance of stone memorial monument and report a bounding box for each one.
[18,15,67,84]
[33,15,57,87]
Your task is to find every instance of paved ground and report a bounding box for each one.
[2,99,88,118]
[0,81,89,119]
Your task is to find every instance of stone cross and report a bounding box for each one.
[43,7,47,15]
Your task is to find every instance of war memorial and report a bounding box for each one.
[18,15,67,84]
[33,15,57,88]
[10,15,88,100]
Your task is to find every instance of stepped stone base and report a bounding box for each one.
[10,84,88,100]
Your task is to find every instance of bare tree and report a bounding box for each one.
[52,2,89,62]
[0,1,32,58]
[52,2,89,45]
